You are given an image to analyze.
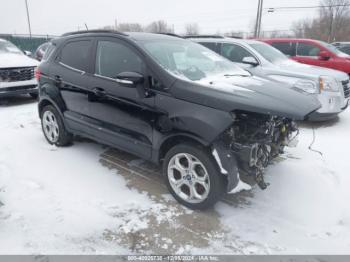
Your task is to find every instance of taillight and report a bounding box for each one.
[35,68,41,81]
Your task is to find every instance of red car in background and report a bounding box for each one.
[260,38,350,75]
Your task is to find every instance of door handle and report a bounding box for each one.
[92,87,106,97]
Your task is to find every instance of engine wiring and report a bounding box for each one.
[308,125,323,156]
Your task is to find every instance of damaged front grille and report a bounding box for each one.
[223,111,299,190]
[0,67,35,82]
[342,80,350,98]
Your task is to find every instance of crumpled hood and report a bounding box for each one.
[171,75,321,120]
[274,59,349,82]
[0,53,39,68]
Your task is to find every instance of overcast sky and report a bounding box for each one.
[1,0,321,36]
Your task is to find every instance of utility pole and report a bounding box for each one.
[24,0,32,38]
[254,0,264,38]
[328,9,334,42]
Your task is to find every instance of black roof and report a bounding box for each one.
[61,29,128,37]
[184,35,225,39]
[59,30,184,42]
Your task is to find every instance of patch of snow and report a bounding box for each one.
[0,102,156,254]
[228,172,252,194]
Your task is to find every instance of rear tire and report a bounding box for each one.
[40,105,72,146]
[163,143,225,210]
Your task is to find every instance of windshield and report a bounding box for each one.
[249,42,288,64]
[141,39,249,81]
[318,40,350,57]
[0,40,23,54]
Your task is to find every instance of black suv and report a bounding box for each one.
[37,31,320,209]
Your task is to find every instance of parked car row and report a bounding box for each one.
[2,31,349,209]
[332,42,350,55]
[188,36,349,120]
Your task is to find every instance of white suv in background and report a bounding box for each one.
[0,38,39,98]
[189,36,349,121]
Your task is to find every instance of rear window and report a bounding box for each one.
[271,42,296,56]
[199,42,221,54]
[60,40,91,71]
[42,43,55,61]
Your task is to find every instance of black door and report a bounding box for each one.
[87,38,155,159]
[51,39,93,120]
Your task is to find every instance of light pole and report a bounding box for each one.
[24,0,32,38]
[254,0,264,37]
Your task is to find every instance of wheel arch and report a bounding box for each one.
[156,133,210,164]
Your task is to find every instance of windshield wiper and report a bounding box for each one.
[224,73,250,77]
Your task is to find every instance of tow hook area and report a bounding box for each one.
[255,171,269,190]
[212,141,252,193]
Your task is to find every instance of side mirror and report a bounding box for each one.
[242,56,259,66]
[24,50,32,57]
[319,50,331,60]
[115,72,144,87]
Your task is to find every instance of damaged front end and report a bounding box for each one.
[212,110,299,193]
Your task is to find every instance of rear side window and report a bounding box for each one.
[271,42,296,56]
[95,41,143,78]
[60,40,91,71]
[297,42,320,57]
[221,43,253,63]
[199,42,221,54]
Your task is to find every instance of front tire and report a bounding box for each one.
[41,105,72,146]
[163,143,225,210]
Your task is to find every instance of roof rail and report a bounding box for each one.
[226,35,243,39]
[61,29,128,37]
[157,32,183,38]
[183,35,225,39]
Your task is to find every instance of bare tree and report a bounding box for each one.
[185,23,200,35]
[320,0,350,41]
[145,20,173,33]
[117,23,144,32]
[291,0,350,41]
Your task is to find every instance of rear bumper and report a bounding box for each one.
[0,79,38,97]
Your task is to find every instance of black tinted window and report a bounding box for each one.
[95,41,143,78]
[271,42,296,56]
[221,43,252,63]
[339,46,350,55]
[60,40,91,71]
[297,42,320,56]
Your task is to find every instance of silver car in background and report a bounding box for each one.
[0,38,39,98]
[190,36,349,120]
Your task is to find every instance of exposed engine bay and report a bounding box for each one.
[218,110,299,191]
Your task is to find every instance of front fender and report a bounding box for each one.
[212,140,252,193]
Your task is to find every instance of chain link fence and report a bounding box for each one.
[0,34,56,53]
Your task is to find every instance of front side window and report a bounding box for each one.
[95,41,144,79]
[271,42,296,56]
[60,40,91,71]
[141,40,248,82]
[297,42,320,57]
[221,43,253,63]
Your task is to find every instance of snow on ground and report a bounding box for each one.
[0,97,350,254]
[0,99,157,254]
[215,111,350,254]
